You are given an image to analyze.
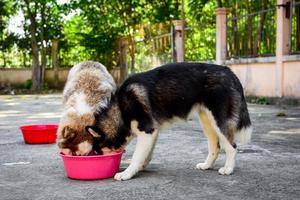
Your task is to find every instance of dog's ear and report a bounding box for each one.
[62,126,76,139]
[86,126,102,138]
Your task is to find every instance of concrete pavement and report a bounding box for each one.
[0,94,299,200]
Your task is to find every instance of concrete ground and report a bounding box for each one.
[0,94,299,200]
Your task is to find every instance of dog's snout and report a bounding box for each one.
[61,148,73,155]
[57,141,64,149]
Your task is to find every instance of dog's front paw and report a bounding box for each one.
[196,162,212,170]
[218,166,234,175]
[114,171,134,181]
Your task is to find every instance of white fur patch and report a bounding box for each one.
[199,106,237,175]
[99,81,114,94]
[62,64,81,98]
[234,126,252,145]
[95,80,116,113]
[73,92,92,115]
[114,120,159,181]
[68,63,82,80]
[76,141,93,156]
[57,138,66,144]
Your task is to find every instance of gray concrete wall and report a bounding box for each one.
[0,68,121,89]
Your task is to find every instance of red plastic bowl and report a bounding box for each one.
[60,151,124,180]
[20,124,58,144]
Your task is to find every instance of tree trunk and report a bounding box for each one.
[130,48,135,74]
[23,51,26,67]
[296,0,300,51]
[40,3,46,89]
[24,0,41,90]
[2,51,6,68]
[129,36,135,74]
[29,14,40,90]
[1,33,4,67]
[51,39,59,88]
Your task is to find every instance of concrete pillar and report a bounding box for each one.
[275,0,291,97]
[215,8,227,65]
[172,20,185,62]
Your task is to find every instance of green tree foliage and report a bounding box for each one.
[15,0,66,89]
[185,0,217,61]
[0,0,16,67]
[60,0,180,70]
[1,0,298,82]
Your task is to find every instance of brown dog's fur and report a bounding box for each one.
[57,61,116,155]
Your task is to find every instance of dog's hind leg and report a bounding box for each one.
[199,108,237,175]
[114,120,159,181]
[196,110,220,170]
[216,133,237,175]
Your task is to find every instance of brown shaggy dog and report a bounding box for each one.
[57,61,116,155]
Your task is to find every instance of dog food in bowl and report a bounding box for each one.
[20,124,58,144]
[60,151,124,180]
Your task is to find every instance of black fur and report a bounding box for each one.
[93,62,251,149]
[85,126,106,154]
[92,101,131,151]
[119,62,250,132]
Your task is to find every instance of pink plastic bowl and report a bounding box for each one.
[20,124,58,144]
[60,151,124,180]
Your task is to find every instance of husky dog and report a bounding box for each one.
[57,61,116,156]
[88,62,252,180]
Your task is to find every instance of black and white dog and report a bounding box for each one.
[88,62,252,181]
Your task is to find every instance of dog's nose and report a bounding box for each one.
[75,150,90,156]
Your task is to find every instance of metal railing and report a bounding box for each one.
[227,7,277,59]
[133,23,172,72]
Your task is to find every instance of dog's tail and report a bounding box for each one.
[234,96,252,145]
